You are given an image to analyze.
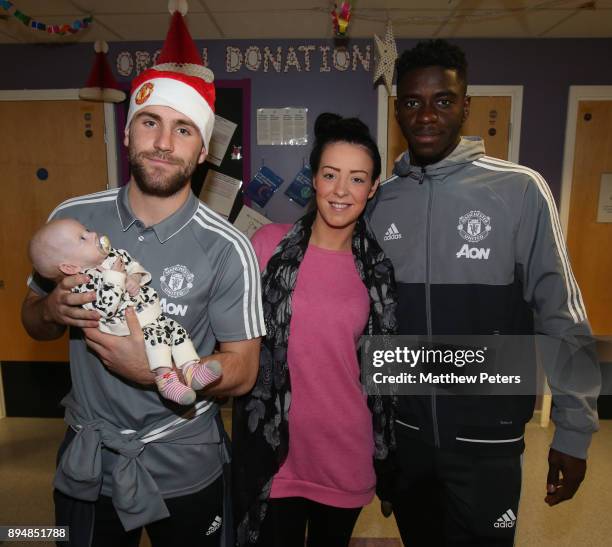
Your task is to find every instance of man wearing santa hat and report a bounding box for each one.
[21,5,264,546]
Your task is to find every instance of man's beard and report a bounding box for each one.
[129,148,197,198]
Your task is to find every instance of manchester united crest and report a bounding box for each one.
[160,264,194,298]
[135,82,154,105]
[457,210,492,243]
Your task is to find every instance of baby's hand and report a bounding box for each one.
[111,257,125,272]
[126,274,142,296]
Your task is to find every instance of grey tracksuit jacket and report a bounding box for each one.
[366,137,600,458]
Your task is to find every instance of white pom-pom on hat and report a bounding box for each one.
[94,40,109,54]
[168,0,188,16]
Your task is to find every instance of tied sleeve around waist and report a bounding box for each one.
[54,393,222,531]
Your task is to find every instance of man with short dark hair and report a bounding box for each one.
[367,39,600,546]
[21,10,264,546]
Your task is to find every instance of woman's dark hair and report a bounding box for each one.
[309,113,381,182]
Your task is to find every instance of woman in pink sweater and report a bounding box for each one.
[233,113,397,547]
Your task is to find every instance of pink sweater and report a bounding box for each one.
[251,223,375,508]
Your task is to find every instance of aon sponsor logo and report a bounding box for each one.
[456,243,490,260]
[160,298,188,317]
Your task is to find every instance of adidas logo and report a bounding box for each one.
[384,223,402,241]
[205,515,222,536]
[494,508,516,528]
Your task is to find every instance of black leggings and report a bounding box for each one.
[257,497,362,547]
[54,476,224,547]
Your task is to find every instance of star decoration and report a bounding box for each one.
[373,20,398,95]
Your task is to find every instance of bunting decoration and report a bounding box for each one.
[0,1,93,35]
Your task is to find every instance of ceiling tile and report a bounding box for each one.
[213,11,330,39]
[0,21,20,43]
[538,10,612,37]
[203,0,322,11]
[73,0,196,15]
[94,12,223,41]
[3,0,79,16]
[0,0,612,41]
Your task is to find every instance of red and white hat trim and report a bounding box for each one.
[126,71,215,150]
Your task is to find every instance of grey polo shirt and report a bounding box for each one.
[30,185,265,498]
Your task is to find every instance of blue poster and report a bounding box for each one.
[284,165,313,207]
[245,166,284,207]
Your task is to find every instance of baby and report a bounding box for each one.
[29,218,221,405]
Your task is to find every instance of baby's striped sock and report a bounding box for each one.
[155,369,196,405]
[183,360,222,391]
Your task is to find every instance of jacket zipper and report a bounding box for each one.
[423,166,441,448]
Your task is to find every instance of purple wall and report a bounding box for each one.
[3,38,612,222]
[450,39,612,206]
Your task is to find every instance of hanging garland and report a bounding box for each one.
[331,2,352,37]
[0,1,93,35]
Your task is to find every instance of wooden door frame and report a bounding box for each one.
[527,86,612,428]
[376,84,524,180]
[0,90,118,419]
[0,89,119,189]
[559,86,612,235]
[550,86,612,427]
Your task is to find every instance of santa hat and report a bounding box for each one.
[79,41,126,103]
[125,1,215,150]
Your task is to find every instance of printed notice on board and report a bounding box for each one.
[207,115,237,166]
[233,206,271,238]
[257,108,308,145]
[597,174,612,223]
[199,170,242,218]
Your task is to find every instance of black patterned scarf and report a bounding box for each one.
[232,210,397,545]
